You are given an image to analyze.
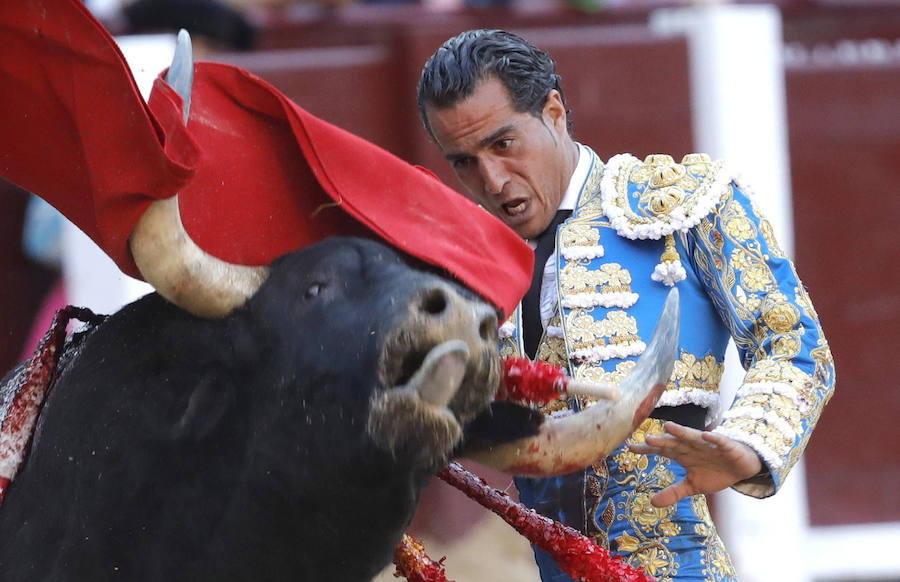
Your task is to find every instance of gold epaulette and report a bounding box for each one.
[596,153,733,241]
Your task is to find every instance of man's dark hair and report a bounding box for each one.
[417,29,566,140]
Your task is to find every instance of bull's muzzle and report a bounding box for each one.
[369,282,500,467]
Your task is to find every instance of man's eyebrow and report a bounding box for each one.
[478,125,515,149]
[443,125,516,162]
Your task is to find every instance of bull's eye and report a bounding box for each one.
[305,283,325,299]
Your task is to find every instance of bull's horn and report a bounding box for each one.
[167,29,193,124]
[129,29,268,318]
[469,287,680,476]
[130,197,270,318]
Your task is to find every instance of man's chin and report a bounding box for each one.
[510,218,548,240]
[502,211,537,239]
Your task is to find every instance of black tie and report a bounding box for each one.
[522,209,572,359]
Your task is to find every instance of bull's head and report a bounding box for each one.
[126,33,501,472]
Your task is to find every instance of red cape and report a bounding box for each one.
[0,0,532,317]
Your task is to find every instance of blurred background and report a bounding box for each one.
[2,0,898,580]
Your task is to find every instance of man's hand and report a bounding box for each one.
[627,421,763,508]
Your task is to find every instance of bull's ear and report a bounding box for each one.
[171,371,236,441]
[454,401,544,457]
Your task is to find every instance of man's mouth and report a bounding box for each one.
[502,199,528,217]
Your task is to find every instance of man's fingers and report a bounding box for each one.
[662,421,691,437]
[642,433,676,448]
[631,435,700,459]
[700,430,730,447]
[651,479,693,508]
[630,423,729,462]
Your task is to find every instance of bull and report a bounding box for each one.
[0,237,516,581]
[0,237,676,582]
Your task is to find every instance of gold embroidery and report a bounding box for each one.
[538,397,571,415]
[658,520,682,538]
[565,310,642,352]
[499,342,519,360]
[536,336,568,369]
[560,263,592,293]
[629,157,657,184]
[738,393,804,432]
[560,262,633,295]
[729,365,818,453]
[731,248,773,294]
[572,158,606,219]
[579,360,635,384]
[567,312,608,349]
[587,460,612,549]
[660,235,680,263]
[758,217,786,259]
[604,311,640,343]
[643,186,685,216]
[617,531,642,553]
[811,342,835,402]
[723,417,794,456]
[560,223,601,248]
[761,293,801,334]
[761,291,800,333]
[691,496,737,579]
[795,284,820,322]
[576,348,724,401]
[724,215,756,241]
[499,311,521,359]
[669,351,724,393]
[613,448,650,474]
[744,358,813,387]
[578,197,605,220]
[598,263,633,293]
[631,416,663,440]
[558,264,591,293]
[613,420,680,581]
[627,543,677,580]
[771,332,803,359]
[606,153,727,235]
[649,162,687,189]
[734,285,762,313]
[585,419,738,581]
[681,153,712,167]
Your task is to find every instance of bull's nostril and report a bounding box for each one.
[420,288,448,316]
[479,314,498,341]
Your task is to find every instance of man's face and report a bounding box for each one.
[424,77,576,240]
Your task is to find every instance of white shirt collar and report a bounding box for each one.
[558,143,590,211]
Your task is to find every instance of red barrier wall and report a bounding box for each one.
[787,57,900,526]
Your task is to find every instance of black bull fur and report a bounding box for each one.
[0,237,541,582]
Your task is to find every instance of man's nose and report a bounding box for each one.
[479,158,508,195]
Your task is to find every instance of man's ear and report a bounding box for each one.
[542,89,568,132]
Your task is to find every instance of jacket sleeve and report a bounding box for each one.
[681,180,835,498]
